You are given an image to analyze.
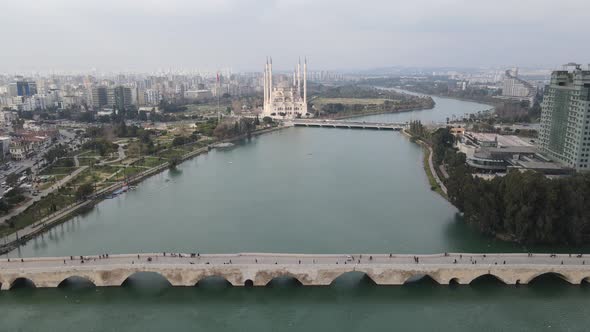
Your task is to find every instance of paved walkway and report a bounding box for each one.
[1,252,588,269]
[427,146,447,194]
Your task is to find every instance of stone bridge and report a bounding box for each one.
[1,253,589,290]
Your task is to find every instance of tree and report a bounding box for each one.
[76,183,94,200]
[6,173,19,187]
[172,136,188,146]
[263,116,273,125]
[169,156,180,169]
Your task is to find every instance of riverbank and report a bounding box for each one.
[0,125,285,255]
[319,104,436,120]
[380,86,497,109]
[401,129,448,198]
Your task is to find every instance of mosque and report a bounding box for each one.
[262,57,309,119]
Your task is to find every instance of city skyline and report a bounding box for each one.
[2,0,589,72]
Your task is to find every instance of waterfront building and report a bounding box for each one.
[262,57,309,119]
[457,131,569,174]
[539,63,590,171]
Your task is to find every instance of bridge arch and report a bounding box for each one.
[10,277,36,290]
[195,275,233,288]
[448,278,460,285]
[58,276,97,289]
[121,271,172,288]
[266,275,303,287]
[469,274,508,285]
[403,274,439,285]
[330,271,376,287]
[525,272,573,285]
[244,279,254,287]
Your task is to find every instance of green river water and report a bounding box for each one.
[1,94,589,331]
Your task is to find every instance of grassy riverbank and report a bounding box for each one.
[0,125,285,252]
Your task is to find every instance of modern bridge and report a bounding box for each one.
[1,253,590,290]
[291,120,405,131]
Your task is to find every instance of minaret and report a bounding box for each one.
[297,58,301,98]
[269,57,273,109]
[264,58,268,113]
[303,57,307,111]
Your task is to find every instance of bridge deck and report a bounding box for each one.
[1,253,589,289]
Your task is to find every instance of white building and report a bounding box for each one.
[501,68,536,104]
[144,89,162,106]
[262,57,309,119]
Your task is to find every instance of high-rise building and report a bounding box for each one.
[91,86,108,109]
[107,86,132,109]
[8,81,37,97]
[501,68,536,104]
[539,63,590,171]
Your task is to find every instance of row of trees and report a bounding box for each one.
[212,118,256,139]
[426,127,590,245]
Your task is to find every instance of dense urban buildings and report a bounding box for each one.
[539,63,590,171]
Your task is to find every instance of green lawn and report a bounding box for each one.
[133,157,167,168]
[0,192,77,237]
[39,166,78,176]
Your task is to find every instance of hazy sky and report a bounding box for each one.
[1,0,588,72]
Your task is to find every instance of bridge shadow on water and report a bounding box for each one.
[3,272,588,299]
[58,276,96,290]
[330,272,376,289]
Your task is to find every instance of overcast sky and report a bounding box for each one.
[1,0,588,72]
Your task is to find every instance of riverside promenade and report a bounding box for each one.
[1,252,589,290]
[0,126,285,256]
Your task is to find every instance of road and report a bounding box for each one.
[0,166,88,225]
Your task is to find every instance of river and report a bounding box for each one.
[1,93,589,332]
